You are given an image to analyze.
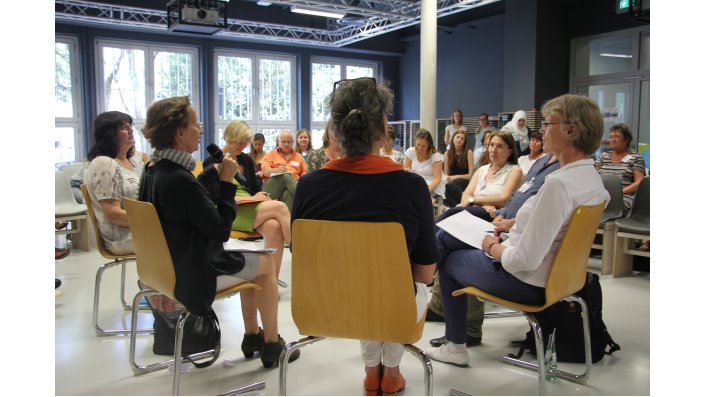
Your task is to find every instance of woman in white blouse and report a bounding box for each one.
[84,111,148,255]
[452,131,522,221]
[404,129,445,202]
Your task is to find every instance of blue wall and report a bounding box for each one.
[398,14,505,120]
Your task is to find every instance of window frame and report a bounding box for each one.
[55,35,84,166]
[213,49,297,150]
[95,39,200,155]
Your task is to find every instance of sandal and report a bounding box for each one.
[55,247,71,260]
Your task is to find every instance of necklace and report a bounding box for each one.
[489,164,503,175]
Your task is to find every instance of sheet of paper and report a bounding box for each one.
[269,171,292,177]
[436,210,495,249]
[224,239,276,254]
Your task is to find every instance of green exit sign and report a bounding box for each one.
[616,0,632,14]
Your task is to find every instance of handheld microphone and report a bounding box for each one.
[206,143,248,186]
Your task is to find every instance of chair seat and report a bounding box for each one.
[230,230,261,239]
[216,281,261,298]
[615,217,649,234]
[56,202,87,216]
[453,285,557,313]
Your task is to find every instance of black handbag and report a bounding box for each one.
[151,305,221,368]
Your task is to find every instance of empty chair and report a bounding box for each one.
[591,174,624,275]
[612,176,650,277]
[124,198,264,396]
[81,184,151,337]
[279,220,433,396]
[55,170,89,251]
[451,203,605,395]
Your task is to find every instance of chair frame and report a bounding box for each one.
[591,174,624,275]
[55,171,90,251]
[612,176,650,278]
[451,203,605,395]
[278,220,433,396]
[80,185,152,336]
[124,198,264,396]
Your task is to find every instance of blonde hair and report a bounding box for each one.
[223,120,252,144]
[542,94,603,155]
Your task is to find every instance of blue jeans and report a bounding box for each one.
[437,228,545,345]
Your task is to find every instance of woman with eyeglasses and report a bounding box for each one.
[204,120,292,280]
[291,78,438,395]
[84,111,148,255]
[139,97,300,368]
[427,94,609,367]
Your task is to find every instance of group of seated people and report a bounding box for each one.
[77,75,645,393]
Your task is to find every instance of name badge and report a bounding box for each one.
[621,155,632,163]
[290,161,300,167]
[518,180,533,193]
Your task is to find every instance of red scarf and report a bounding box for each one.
[322,155,402,174]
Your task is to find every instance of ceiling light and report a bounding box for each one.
[599,53,633,58]
[291,6,345,19]
[256,1,272,5]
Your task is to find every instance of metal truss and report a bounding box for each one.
[55,0,501,47]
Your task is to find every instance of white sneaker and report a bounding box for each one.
[427,344,470,367]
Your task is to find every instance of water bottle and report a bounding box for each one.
[544,329,557,381]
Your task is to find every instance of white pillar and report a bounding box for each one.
[420,0,437,140]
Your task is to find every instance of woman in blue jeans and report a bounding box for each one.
[427,94,610,367]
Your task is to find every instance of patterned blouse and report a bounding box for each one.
[596,151,646,213]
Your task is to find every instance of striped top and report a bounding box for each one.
[596,151,646,213]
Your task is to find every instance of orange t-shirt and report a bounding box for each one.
[261,148,307,181]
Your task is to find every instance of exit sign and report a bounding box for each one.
[616,0,632,14]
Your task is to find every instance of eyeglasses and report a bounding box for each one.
[120,124,135,131]
[540,121,573,129]
[333,77,377,94]
[195,122,203,130]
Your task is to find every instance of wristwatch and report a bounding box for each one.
[466,197,474,205]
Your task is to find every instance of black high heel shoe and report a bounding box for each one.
[241,328,264,358]
[260,335,300,368]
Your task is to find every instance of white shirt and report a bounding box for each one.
[405,148,446,198]
[500,159,609,287]
[518,153,547,175]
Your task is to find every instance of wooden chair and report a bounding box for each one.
[124,198,264,396]
[80,185,151,337]
[279,220,433,396]
[451,203,605,395]
[191,160,203,176]
[591,174,624,275]
[612,176,650,277]
[55,170,90,251]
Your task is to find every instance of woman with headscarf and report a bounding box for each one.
[501,110,532,157]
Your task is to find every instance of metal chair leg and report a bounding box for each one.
[501,296,592,394]
[217,380,266,396]
[120,261,150,311]
[172,311,190,396]
[94,259,152,336]
[278,336,325,396]
[404,344,434,396]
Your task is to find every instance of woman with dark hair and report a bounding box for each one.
[138,96,299,368]
[248,132,266,180]
[405,129,446,203]
[473,130,493,171]
[596,123,646,213]
[443,129,474,207]
[291,78,437,395]
[379,125,404,164]
[84,111,148,255]
[517,130,547,175]
[428,94,609,367]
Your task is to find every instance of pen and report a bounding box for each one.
[485,230,495,233]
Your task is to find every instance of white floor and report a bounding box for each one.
[55,244,650,396]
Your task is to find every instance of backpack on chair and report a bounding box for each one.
[509,272,621,363]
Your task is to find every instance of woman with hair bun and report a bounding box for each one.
[291,78,438,395]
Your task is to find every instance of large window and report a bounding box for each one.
[97,41,199,155]
[55,36,83,165]
[310,58,377,148]
[215,51,296,152]
[570,26,649,165]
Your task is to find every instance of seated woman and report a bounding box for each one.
[501,110,532,156]
[204,120,291,278]
[427,94,609,367]
[379,126,404,165]
[517,130,547,175]
[292,78,437,395]
[440,131,522,223]
[595,123,646,214]
[295,128,316,170]
[444,109,468,150]
[138,96,299,368]
[84,111,148,255]
[473,130,492,171]
[443,129,474,208]
[404,129,446,205]
[248,132,266,189]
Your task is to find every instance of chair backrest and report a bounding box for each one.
[627,176,649,220]
[544,203,606,306]
[599,174,623,222]
[55,170,79,207]
[59,162,84,180]
[192,161,203,176]
[123,198,177,301]
[80,185,126,259]
[291,220,421,344]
